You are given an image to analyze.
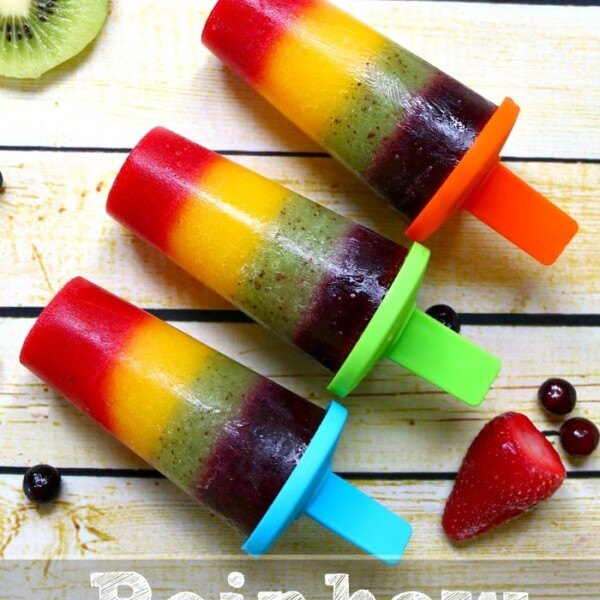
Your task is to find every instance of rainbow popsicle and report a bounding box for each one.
[202,0,578,265]
[19,278,413,563]
[107,127,500,406]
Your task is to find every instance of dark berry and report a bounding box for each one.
[538,378,577,415]
[23,464,62,503]
[0,170,4,189]
[426,304,461,333]
[560,418,599,457]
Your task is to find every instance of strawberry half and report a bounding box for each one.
[442,412,566,541]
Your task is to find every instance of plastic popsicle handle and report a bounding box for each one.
[244,402,412,565]
[305,471,412,565]
[386,309,501,407]
[465,163,579,265]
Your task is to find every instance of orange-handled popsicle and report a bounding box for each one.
[202,0,578,264]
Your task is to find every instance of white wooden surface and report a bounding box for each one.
[1,1,598,158]
[0,0,599,595]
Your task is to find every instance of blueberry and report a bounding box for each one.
[23,464,62,504]
[538,378,577,416]
[426,304,461,333]
[560,418,599,457]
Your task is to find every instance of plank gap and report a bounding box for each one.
[0,146,599,164]
[2,466,599,480]
[2,307,599,327]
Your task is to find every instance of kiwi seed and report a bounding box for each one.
[0,0,110,79]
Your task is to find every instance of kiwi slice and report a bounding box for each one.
[0,0,109,78]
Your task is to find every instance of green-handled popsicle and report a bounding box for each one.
[107,128,501,405]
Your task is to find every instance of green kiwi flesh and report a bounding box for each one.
[0,0,109,78]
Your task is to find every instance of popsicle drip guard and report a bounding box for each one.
[244,401,412,565]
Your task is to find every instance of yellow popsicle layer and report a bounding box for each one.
[168,156,289,299]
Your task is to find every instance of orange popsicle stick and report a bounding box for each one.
[464,163,578,265]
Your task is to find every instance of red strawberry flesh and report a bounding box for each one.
[442,412,566,541]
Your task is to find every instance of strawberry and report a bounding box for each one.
[442,412,566,541]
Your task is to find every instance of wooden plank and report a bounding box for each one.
[0,153,596,313]
[0,2,597,158]
[3,319,598,472]
[0,474,597,560]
